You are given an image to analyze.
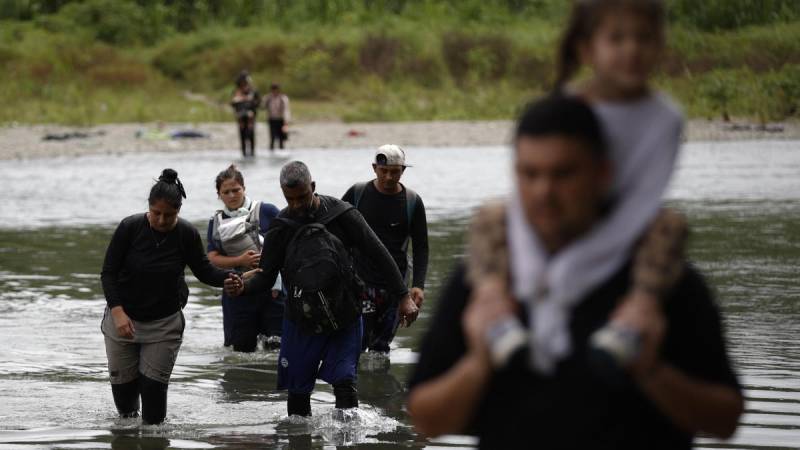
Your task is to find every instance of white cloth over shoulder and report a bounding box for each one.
[508,93,684,374]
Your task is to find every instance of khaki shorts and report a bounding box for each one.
[101,308,185,385]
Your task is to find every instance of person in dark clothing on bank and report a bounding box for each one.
[342,145,428,356]
[407,96,743,449]
[225,161,419,417]
[101,169,241,425]
[231,71,260,157]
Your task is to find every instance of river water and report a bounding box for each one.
[0,141,798,449]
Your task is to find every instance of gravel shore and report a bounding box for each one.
[1,119,798,160]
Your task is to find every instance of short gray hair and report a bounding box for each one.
[280,161,312,188]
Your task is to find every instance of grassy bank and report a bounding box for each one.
[1,0,798,125]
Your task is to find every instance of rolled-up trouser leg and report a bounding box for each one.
[287,392,311,417]
[111,378,140,417]
[139,375,168,425]
[333,379,358,409]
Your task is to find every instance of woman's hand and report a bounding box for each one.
[224,273,244,297]
[111,306,135,339]
[238,250,261,269]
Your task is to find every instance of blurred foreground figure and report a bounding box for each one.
[407,96,743,449]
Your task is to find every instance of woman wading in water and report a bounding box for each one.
[101,169,242,424]
[206,165,285,352]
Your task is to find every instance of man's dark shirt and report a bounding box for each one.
[101,214,230,321]
[409,262,741,450]
[342,181,428,289]
[244,194,409,302]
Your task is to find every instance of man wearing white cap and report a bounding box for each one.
[343,144,429,357]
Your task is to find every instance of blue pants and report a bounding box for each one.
[222,292,285,352]
[277,316,362,394]
[361,286,399,353]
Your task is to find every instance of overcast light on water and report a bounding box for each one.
[0,140,799,449]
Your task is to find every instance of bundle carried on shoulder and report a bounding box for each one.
[466,200,510,286]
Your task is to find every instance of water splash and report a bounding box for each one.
[277,406,401,446]
[360,351,391,373]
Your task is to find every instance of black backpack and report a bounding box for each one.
[280,204,363,335]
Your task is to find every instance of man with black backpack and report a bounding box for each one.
[342,145,429,358]
[225,160,418,417]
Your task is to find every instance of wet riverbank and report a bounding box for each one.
[2,119,799,160]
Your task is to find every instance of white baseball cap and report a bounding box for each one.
[374,144,411,167]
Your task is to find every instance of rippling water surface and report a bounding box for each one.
[0,141,798,449]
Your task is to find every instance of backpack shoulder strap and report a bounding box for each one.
[211,210,224,243]
[351,182,369,209]
[274,215,301,230]
[404,185,418,226]
[275,199,353,236]
[247,201,261,224]
[319,200,354,226]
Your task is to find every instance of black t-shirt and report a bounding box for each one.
[245,194,409,301]
[408,262,741,450]
[101,214,230,322]
[342,181,429,289]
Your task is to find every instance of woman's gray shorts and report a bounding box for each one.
[101,307,185,385]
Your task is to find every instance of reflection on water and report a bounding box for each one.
[1,142,799,449]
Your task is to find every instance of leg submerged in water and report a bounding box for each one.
[139,374,169,425]
[333,379,359,409]
[288,392,311,417]
[111,378,140,418]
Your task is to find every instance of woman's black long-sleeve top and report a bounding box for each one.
[101,214,230,321]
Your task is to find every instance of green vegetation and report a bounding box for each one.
[0,0,798,125]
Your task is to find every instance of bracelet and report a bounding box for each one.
[485,317,527,368]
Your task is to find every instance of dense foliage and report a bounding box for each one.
[0,0,798,124]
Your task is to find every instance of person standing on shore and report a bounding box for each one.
[342,145,428,359]
[206,165,284,352]
[101,169,241,424]
[225,161,418,417]
[264,83,291,151]
[231,71,260,157]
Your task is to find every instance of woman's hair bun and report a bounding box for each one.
[159,168,179,183]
